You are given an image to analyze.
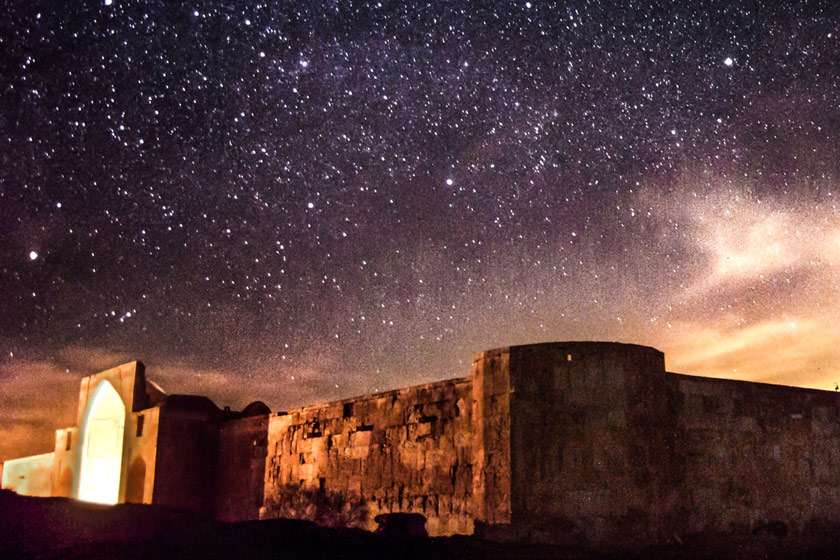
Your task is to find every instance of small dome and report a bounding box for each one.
[240,401,271,417]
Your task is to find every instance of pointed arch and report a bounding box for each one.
[125,457,146,503]
[77,381,125,504]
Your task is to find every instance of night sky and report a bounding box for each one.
[2,1,840,461]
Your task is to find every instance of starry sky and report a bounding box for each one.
[2,0,840,461]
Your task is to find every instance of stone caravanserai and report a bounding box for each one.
[4,341,840,546]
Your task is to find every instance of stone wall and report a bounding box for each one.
[261,376,474,536]
[496,342,671,546]
[152,398,219,515]
[215,413,270,521]
[667,373,840,535]
[470,347,511,527]
[9,343,840,547]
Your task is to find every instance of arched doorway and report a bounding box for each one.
[125,457,146,503]
[77,381,125,504]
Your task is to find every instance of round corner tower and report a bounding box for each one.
[470,341,670,546]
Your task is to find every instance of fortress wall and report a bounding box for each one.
[504,342,670,546]
[152,404,218,515]
[668,373,840,535]
[470,348,511,527]
[215,414,270,522]
[261,376,474,536]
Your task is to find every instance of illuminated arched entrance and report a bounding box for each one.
[78,381,125,504]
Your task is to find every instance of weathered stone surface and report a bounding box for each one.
[7,341,840,550]
[261,377,475,536]
[215,413,269,521]
[502,342,671,546]
[666,374,840,536]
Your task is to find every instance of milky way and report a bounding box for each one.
[2,1,839,459]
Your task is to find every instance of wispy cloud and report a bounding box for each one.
[635,169,840,389]
[660,316,840,389]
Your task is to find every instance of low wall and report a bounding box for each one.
[1,452,55,497]
[261,376,474,536]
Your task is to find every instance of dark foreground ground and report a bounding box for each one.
[2,491,840,559]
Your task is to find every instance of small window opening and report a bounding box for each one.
[305,424,322,438]
[343,403,354,418]
[65,432,72,451]
[567,354,572,361]
[136,415,145,437]
[319,477,326,492]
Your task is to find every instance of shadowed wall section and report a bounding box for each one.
[125,457,146,504]
[502,342,671,545]
[214,406,270,521]
[151,396,220,515]
[667,374,840,535]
